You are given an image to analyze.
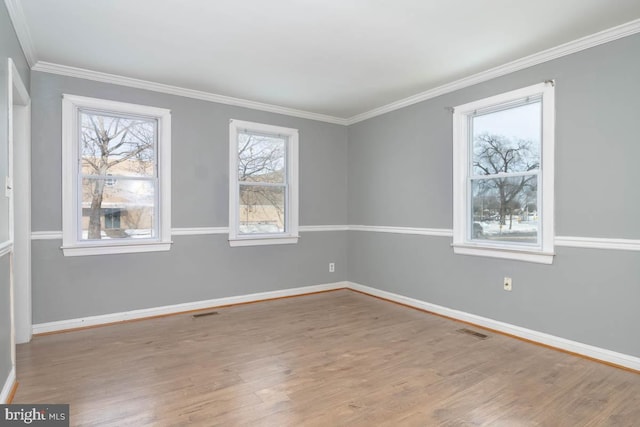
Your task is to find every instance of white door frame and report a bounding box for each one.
[8,58,31,346]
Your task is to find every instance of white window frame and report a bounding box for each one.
[452,82,555,264]
[228,119,299,247]
[62,94,172,256]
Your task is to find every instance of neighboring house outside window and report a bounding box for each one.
[452,82,555,264]
[62,95,172,256]
[228,119,299,246]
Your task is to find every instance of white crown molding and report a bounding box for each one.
[555,236,640,252]
[23,18,640,126]
[31,61,349,125]
[3,0,37,67]
[32,282,348,335]
[6,2,639,126]
[345,18,640,125]
[0,367,16,404]
[349,224,454,237]
[348,282,640,372]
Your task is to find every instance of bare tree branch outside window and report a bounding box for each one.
[472,133,538,228]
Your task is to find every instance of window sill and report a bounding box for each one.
[452,244,554,264]
[62,241,172,257]
[229,235,299,247]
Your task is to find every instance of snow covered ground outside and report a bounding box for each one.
[474,220,538,243]
[477,219,538,237]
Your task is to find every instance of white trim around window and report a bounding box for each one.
[452,82,555,264]
[228,119,299,247]
[61,95,172,256]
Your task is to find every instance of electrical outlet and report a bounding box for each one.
[503,277,512,291]
[329,262,335,273]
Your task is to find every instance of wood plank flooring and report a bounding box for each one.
[14,290,640,426]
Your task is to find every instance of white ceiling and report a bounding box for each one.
[14,0,640,120]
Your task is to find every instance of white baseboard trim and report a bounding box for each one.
[347,282,640,372]
[1,367,16,404]
[32,282,348,335]
[29,281,640,371]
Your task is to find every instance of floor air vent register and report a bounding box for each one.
[456,328,489,340]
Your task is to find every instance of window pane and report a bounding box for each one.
[81,177,156,240]
[80,110,156,177]
[239,185,285,234]
[238,132,286,183]
[472,101,541,175]
[471,176,538,244]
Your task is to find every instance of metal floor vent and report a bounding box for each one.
[192,311,219,318]
[456,328,489,340]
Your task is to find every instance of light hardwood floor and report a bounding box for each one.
[14,290,640,426]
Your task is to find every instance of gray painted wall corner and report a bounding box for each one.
[346,34,640,358]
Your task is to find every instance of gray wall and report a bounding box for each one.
[347,34,640,357]
[1,0,30,394]
[0,4,30,245]
[31,71,348,322]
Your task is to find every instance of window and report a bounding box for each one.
[452,82,555,264]
[105,174,117,187]
[229,119,299,246]
[62,95,171,256]
[103,209,121,230]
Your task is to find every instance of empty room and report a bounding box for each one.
[1,0,640,425]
